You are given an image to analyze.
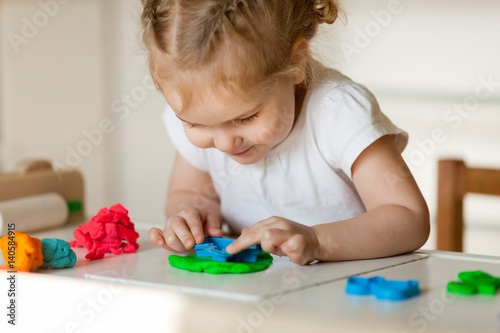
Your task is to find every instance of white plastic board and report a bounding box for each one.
[85,249,428,301]
[7,222,429,301]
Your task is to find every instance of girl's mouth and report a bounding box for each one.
[230,146,254,156]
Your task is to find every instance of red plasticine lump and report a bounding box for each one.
[70,203,139,260]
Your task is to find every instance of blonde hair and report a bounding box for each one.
[141,0,341,103]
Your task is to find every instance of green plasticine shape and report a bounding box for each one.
[169,252,273,274]
[447,270,500,296]
[447,281,477,295]
[459,271,496,284]
[477,284,497,295]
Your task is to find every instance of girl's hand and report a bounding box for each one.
[225,217,320,265]
[148,208,223,252]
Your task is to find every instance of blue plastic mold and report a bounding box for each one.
[346,276,420,301]
[193,237,262,263]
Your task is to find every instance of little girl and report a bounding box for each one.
[142,0,430,265]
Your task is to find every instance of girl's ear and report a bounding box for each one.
[289,37,308,85]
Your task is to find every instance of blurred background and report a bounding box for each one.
[1,0,499,254]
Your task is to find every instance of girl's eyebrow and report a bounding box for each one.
[176,103,263,126]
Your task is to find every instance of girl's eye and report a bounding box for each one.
[183,112,259,128]
[184,122,202,129]
[235,113,258,125]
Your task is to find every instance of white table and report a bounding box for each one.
[1,222,499,333]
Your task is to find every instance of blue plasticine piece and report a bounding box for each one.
[375,279,420,301]
[194,237,262,263]
[345,276,385,295]
[40,238,77,269]
[346,276,420,301]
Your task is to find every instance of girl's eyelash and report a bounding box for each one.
[235,113,258,124]
[184,122,201,128]
[183,112,259,128]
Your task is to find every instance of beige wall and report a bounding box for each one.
[0,0,172,223]
[0,0,110,213]
[1,0,499,252]
[320,0,500,252]
[100,0,173,224]
[318,0,500,231]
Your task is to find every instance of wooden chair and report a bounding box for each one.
[437,159,500,252]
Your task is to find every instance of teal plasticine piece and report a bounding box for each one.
[40,238,77,269]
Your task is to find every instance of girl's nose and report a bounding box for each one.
[213,131,242,153]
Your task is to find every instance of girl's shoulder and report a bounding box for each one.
[303,66,380,126]
[300,64,407,177]
[308,67,376,110]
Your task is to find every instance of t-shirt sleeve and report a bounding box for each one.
[316,82,408,179]
[162,104,209,172]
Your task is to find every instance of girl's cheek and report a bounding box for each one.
[252,125,277,144]
[252,113,292,144]
[186,130,213,149]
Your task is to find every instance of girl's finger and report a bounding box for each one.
[251,216,281,228]
[148,227,165,246]
[150,227,184,252]
[260,228,290,255]
[281,234,313,266]
[225,228,261,254]
[163,230,185,252]
[178,210,205,245]
[204,213,223,238]
[167,216,195,251]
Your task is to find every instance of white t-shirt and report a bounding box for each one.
[163,70,408,233]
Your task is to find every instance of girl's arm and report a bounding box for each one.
[313,135,430,261]
[148,152,223,251]
[226,135,430,264]
[166,152,221,220]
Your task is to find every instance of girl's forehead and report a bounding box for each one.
[162,66,279,109]
[162,80,267,124]
[152,34,273,106]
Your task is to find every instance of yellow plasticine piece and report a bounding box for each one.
[0,232,44,272]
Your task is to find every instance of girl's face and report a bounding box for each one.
[162,77,297,165]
